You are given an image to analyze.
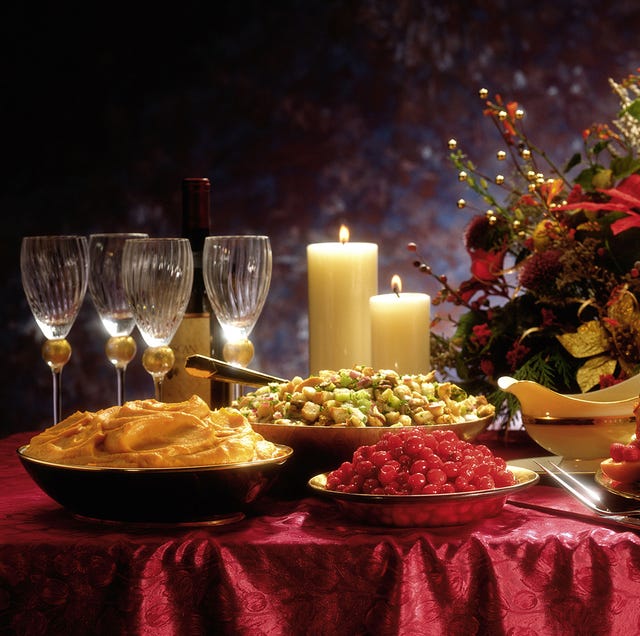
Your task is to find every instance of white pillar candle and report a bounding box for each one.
[370,275,430,374]
[307,226,378,373]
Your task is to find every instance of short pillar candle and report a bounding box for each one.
[370,275,430,374]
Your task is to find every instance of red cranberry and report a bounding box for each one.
[325,427,515,496]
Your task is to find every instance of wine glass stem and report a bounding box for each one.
[222,338,255,404]
[154,376,164,401]
[116,366,126,406]
[42,339,71,425]
[229,383,242,402]
[51,368,62,425]
[106,336,137,406]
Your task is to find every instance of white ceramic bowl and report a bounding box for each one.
[521,415,636,460]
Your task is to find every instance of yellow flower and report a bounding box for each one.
[532,219,564,251]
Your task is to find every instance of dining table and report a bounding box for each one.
[2,428,640,636]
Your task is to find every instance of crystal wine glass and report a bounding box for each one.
[88,232,148,405]
[20,235,89,425]
[122,238,194,401]
[203,235,272,398]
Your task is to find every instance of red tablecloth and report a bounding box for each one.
[2,431,640,636]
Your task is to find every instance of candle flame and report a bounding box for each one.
[339,225,350,244]
[391,275,402,296]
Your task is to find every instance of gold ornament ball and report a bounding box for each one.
[457,198,466,209]
[495,174,505,184]
[496,150,506,161]
[448,138,457,150]
[42,339,72,371]
[106,336,137,368]
[458,170,468,181]
[142,346,175,376]
[223,340,255,367]
[479,88,488,99]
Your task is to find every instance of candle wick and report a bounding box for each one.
[393,285,400,297]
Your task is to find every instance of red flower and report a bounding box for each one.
[555,174,640,235]
[506,341,531,371]
[471,323,492,347]
[605,174,640,234]
[540,308,557,328]
[565,184,585,204]
[518,249,563,293]
[480,358,495,378]
[518,194,538,207]
[534,178,565,207]
[484,96,519,144]
[469,247,507,282]
[457,278,486,303]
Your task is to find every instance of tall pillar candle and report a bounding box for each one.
[370,275,430,374]
[307,226,378,373]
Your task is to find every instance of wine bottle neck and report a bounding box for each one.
[182,177,211,252]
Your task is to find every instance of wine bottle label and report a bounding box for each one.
[163,314,213,406]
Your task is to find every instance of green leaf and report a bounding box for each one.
[594,140,611,154]
[622,98,640,121]
[611,155,640,180]
[453,310,481,341]
[563,152,582,172]
[573,166,599,190]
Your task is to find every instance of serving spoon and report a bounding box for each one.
[185,354,288,387]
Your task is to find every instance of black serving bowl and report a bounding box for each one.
[17,444,293,525]
[252,415,493,495]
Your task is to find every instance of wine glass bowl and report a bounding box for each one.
[89,233,148,405]
[20,235,89,424]
[122,238,194,400]
[202,235,272,370]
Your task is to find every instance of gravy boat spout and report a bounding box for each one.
[497,376,640,419]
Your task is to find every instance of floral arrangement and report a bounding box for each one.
[410,70,640,420]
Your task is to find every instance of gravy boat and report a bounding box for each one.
[497,375,640,418]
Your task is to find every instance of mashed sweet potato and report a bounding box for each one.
[24,395,284,468]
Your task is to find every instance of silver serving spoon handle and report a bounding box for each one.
[184,354,288,387]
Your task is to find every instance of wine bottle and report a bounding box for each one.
[162,177,229,406]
